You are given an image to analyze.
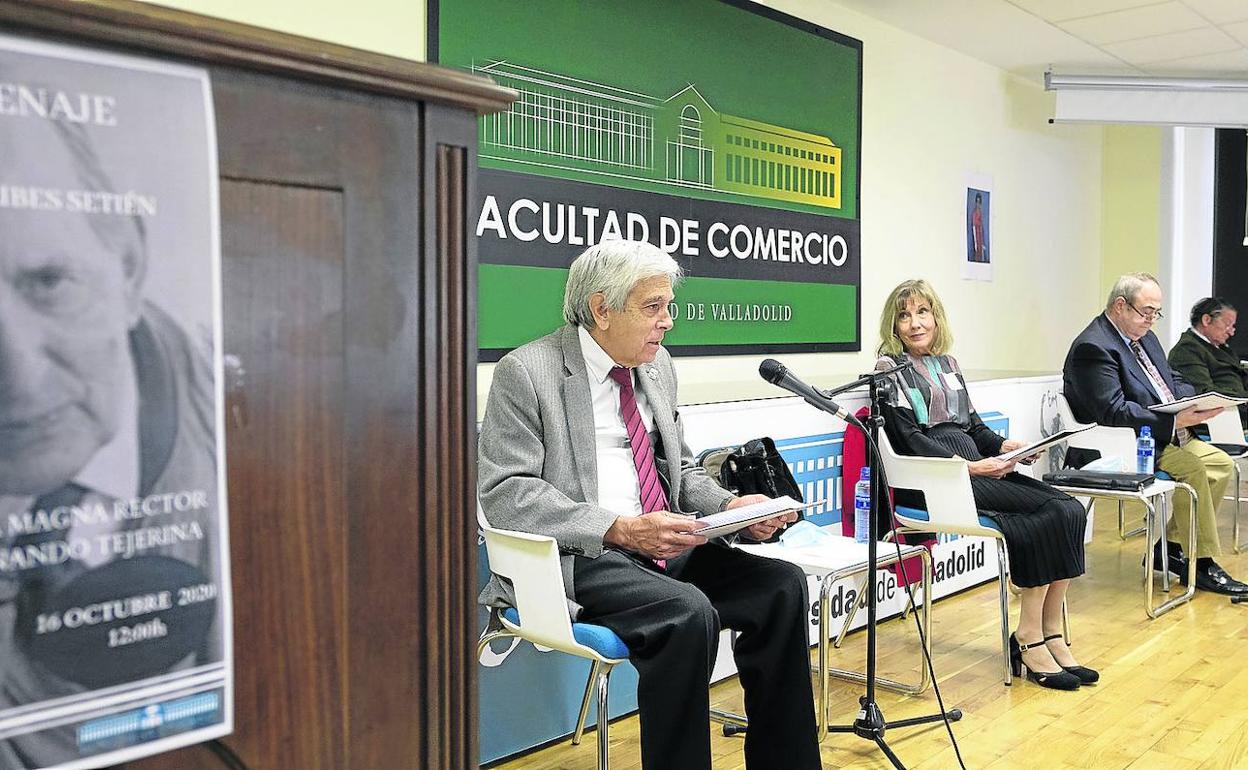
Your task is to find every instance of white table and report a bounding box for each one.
[1049,479,1197,618]
[738,532,932,740]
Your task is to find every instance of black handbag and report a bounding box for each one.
[697,438,804,543]
[717,437,803,502]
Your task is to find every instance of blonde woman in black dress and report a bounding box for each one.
[876,279,1096,690]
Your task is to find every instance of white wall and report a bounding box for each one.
[135,0,426,61]
[1158,127,1215,348]
[474,0,1106,415]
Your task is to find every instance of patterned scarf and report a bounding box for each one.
[881,352,973,428]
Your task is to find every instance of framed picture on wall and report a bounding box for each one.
[962,176,992,282]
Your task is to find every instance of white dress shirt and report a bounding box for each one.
[1108,314,1169,402]
[578,325,657,518]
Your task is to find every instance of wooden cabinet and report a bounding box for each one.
[0,2,513,767]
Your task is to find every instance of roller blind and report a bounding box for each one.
[1048,74,1248,128]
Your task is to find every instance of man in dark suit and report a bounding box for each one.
[1168,297,1248,424]
[1063,272,1246,595]
[478,240,820,770]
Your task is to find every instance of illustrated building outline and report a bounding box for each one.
[474,60,842,210]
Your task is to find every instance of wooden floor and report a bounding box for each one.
[490,498,1248,769]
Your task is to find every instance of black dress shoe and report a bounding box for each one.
[1043,635,1099,685]
[1146,548,1187,579]
[1009,633,1081,690]
[1187,561,1248,595]
[1159,540,1185,561]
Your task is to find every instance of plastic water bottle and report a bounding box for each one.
[853,467,872,543]
[1137,426,1155,475]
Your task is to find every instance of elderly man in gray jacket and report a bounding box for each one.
[478,240,820,770]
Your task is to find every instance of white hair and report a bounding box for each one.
[562,240,682,328]
[1105,271,1159,311]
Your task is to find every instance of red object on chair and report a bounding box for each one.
[841,407,932,585]
[840,407,869,539]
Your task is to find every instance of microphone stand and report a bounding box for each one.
[806,369,961,769]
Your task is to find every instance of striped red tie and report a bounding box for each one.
[609,367,670,515]
[1130,340,1192,446]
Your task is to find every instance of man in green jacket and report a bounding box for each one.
[1168,297,1248,424]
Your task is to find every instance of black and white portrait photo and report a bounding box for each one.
[0,33,231,769]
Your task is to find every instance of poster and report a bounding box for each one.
[432,0,863,360]
[0,34,232,768]
[962,176,993,282]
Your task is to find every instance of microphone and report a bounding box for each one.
[759,359,854,422]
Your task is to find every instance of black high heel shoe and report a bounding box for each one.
[1043,634,1099,684]
[1009,633,1080,690]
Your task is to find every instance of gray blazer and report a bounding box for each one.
[477,324,734,619]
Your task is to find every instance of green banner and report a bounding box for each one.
[434,0,863,360]
[480,264,856,350]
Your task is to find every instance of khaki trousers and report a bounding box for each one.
[1157,438,1233,558]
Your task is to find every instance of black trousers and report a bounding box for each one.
[573,544,821,770]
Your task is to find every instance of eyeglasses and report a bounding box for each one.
[1124,299,1164,321]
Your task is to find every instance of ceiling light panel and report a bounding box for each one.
[1223,19,1248,46]
[1007,0,1158,23]
[1141,47,1248,74]
[1059,2,1207,45]
[1180,0,1248,25]
[1102,25,1241,64]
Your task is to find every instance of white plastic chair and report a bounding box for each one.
[1053,393,1197,618]
[876,430,1015,685]
[476,519,629,770]
[1201,408,1248,553]
[476,514,748,769]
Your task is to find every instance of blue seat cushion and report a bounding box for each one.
[894,505,1002,534]
[501,607,630,660]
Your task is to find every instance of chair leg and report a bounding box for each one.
[835,574,870,649]
[900,582,918,621]
[1004,549,1020,597]
[1159,495,1171,593]
[596,663,614,770]
[1233,462,1244,554]
[1115,496,1147,539]
[996,539,1011,686]
[476,629,514,661]
[1062,596,1071,645]
[1144,483,1198,618]
[883,530,933,624]
[573,660,602,746]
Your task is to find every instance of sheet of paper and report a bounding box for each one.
[1147,392,1248,415]
[692,495,818,539]
[995,425,1095,462]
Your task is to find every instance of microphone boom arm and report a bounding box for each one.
[822,360,914,399]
